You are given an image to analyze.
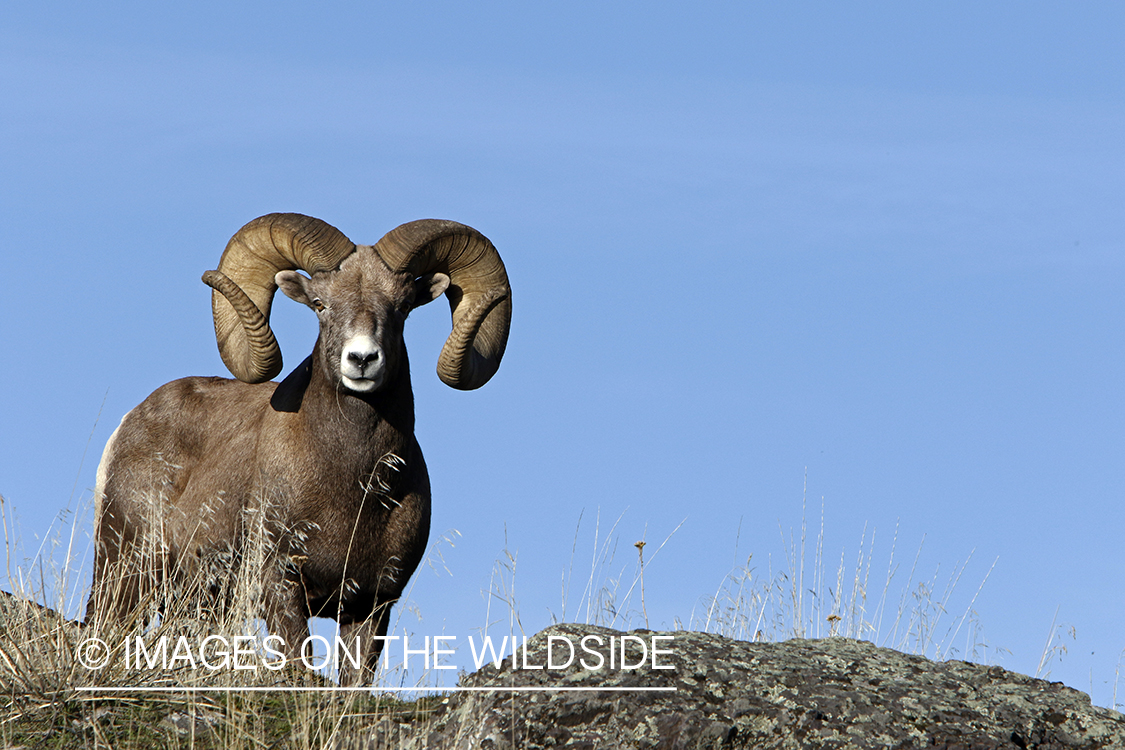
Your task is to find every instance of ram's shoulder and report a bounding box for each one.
[135,376,271,409]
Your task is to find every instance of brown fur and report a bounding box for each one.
[86,248,447,684]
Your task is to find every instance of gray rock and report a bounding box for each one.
[393,624,1124,750]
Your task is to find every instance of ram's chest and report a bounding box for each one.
[286,495,416,608]
[281,448,407,520]
[278,457,416,550]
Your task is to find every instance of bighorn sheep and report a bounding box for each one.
[85,213,511,682]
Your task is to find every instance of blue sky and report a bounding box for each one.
[2,2,1123,705]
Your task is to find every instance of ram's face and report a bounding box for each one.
[276,248,448,394]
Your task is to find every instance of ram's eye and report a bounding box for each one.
[311,298,326,311]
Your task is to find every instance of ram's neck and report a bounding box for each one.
[300,344,416,464]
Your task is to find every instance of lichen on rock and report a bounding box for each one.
[395,623,1124,750]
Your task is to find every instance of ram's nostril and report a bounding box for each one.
[348,350,380,367]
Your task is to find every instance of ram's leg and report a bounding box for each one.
[336,600,394,687]
[262,570,312,668]
[85,553,138,627]
[85,523,154,629]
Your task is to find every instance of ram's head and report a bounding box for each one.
[201,213,511,392]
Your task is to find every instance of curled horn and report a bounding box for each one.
[202,213,355,383]
[374,220,512,390]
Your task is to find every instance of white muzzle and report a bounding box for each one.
[340,334,385,392]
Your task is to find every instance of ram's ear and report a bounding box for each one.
[412,272,451,309]
[276,270,314,307]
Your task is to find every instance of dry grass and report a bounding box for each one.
[2,470,1120,749]
[684,493,1000,665]
[0,493,448,749]
[524,489,998,667]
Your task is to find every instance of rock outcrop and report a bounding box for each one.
[3,589,1120,749]
[386,624,1124,750]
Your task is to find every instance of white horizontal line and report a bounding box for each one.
[76,686,676,693]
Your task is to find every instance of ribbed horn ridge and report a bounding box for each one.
[373,220,511,390]
[203,213,356,383]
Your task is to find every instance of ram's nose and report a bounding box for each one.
[347,349,381,369]
[340,335,385,392]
